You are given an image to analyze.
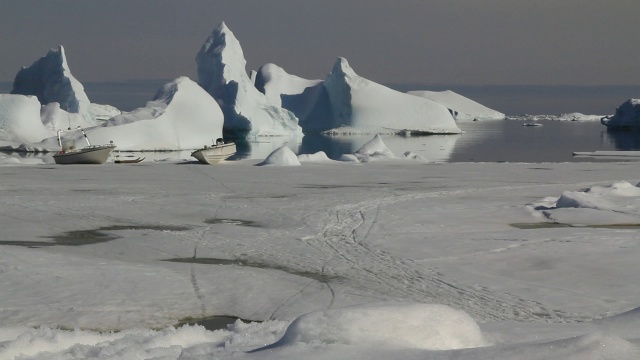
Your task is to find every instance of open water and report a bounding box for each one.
[2,81,638,163]
[224,119,636,163]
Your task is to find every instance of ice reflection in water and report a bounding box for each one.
[2,119,635,164]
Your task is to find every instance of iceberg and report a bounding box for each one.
[10,45,95,124]
[256,58,461,135]
[601,99,640,129]
[0,96,100,151]
[35,77,225,151]
[254,63,332,133]
[0,95,52,144]
[196,22,302,138]
[408,90,505,120]
[254,63,322,108]
[318,58,460,134]
[556,112,602,121]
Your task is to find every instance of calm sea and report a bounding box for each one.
[295,120,636,163]
[1,81,638,163]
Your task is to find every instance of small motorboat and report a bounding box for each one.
[191,139,236,164]
[113,150,144,164]
[114,156,145,164]
[522,122,542,127]
[52,127,116,165]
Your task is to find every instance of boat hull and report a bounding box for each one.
[191,143,236,164]
[53,145,115,164]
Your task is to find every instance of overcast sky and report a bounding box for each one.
[0,0,638,87]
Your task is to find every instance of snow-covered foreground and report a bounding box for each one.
[1,159,639,359]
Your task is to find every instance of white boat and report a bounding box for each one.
[191,140,236,164]
[52,127,116,165]
[522,122,542,127]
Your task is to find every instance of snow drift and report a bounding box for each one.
[531,181,640,225]
[268,302,488,350]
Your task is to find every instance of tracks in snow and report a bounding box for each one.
[304,185,592,323]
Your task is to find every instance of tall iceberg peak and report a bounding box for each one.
[322,57,461,134]
[11,45,91,116]
[196,22,245,99]
[196,22,302,138]
[329,57,362,87]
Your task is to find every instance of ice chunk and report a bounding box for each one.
[601,99,640,129]
[258,145,301,166]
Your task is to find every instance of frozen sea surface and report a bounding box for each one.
[1,160,640,358]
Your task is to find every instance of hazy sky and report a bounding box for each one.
[0,0,638,87]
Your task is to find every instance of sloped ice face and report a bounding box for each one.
[0,95,51,144]
[255,58,461,135]
[255,63,331,134]
[322,58,461,134]
[254,63,322,107]
[601,98,640,128]
[36,77,225,151]
[408,90,505,121]
[11,46,93,122]
[196,22,302,138]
